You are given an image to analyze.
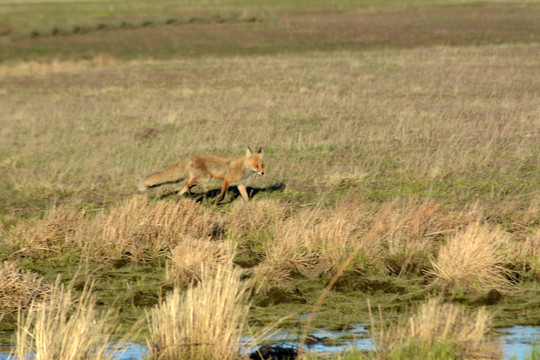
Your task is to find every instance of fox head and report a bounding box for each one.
[246,147,264,175]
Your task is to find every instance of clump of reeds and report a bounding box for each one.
[5,205,86,257]
[370,298,501,359]
[166,237,235,285]
[148,265,249,360]
[5,196,225,264]
[378,201,478,277]
[506,228,540,281]
[91,196,223,262]
[13,280,117,360]
[0,262,52,313]
[263,206,362,278]
[429,221,512,293]
[248,261,293,295]
[227,198,290,239]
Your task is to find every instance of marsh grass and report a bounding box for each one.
[148,265,250,360]
[0,261,51,312]
[0,0,539,350]
[429,222,513,294]
[5,196,224,263]
[379,201,479,277]
[166,237,235,285]
[369,298,501,359]
[13,280,120,360]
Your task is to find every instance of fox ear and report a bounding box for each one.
[257,147,263,157]
[246,147,253,158]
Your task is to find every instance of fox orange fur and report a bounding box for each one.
[138,147,264,202]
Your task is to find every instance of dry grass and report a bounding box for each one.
[5,196,224,263]
[5,205,86,257]
[89,196,223,262]
[370,298,501,359]
[166,237,235,285]
[0,55,117,79]
[13,281,118,360]
[0,2,538,345]
[248,261,293,295]
[227,199,290,239]
[148,265,249,360]
[0,262,52,312]
[506,228,540,281]
[378,201,479,276]
[429,222,513,294]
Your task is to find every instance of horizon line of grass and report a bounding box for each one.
[2,9,275,41]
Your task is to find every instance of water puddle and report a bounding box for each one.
[1,325,538,359]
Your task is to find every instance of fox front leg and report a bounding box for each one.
[237,183,250,202]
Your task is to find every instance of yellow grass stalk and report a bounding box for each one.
[148,265,249,360]
[429,221,512,293]
[13,280,116,360]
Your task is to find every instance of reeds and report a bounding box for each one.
[13,280,118,360]
[0,262,52,312]
[370,298,501,359]
[429,222,512,293]
[166,237,235,284]
[5,196,224,263]
[148,265,249,360]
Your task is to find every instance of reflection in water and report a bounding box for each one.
[0,325,538,359]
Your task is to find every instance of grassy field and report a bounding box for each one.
[0,0,539,358]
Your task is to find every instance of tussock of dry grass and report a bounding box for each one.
[14,281,117,360]
[5,205,86,256]
[227,199,290,239]
[371,298,501,359]
[248,262,293,295]
[0,262,52,312]
[378,201,479,276]
[429,222,512,294]
[259,200,373,278]
[90,196,223,262]
[148,265,249,360]
[6,196,224,263]
[166,237,235,285]
[506,229,540,281]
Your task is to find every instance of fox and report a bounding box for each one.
[138,147,264,202]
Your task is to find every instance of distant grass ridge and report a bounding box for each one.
[3,9,275,41]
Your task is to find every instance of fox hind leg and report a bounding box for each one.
[178,177,198,196]
[178,171,211,197]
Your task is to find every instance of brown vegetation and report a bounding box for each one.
[429,222,513,294]
[148,265,250,360]
[0,262,52,312]
[370,298,501,359]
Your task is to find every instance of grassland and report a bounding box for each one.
[0,0,539,358]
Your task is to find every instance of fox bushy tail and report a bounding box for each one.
[138,161,187,192]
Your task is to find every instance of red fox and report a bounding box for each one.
[138,147,264,202]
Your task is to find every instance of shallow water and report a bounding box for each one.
[1,325,538,359]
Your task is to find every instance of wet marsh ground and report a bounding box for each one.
[0,0,539,358]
